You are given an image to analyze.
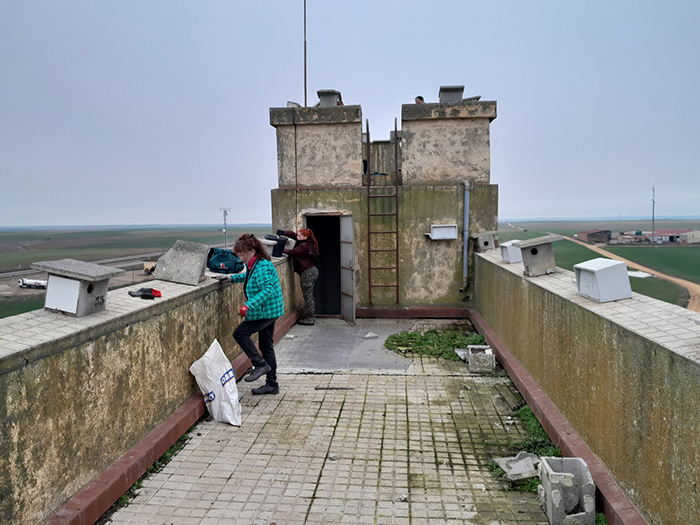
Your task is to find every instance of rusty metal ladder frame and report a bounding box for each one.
[366,118,400,306]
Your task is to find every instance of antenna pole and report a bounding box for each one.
[303,0,308,107]
[651,187,655,245]
[220,207,231,249]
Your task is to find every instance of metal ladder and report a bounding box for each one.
[365,118,400,306]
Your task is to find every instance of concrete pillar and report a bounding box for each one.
[269,103,363,188]
[400,98,496,185]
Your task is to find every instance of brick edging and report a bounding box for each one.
[467,308,648,525]
[46,306,303,525]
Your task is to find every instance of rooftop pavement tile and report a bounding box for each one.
[107,319,548,524]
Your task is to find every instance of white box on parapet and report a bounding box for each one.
[500,240,522,263]
[574,258,632,303]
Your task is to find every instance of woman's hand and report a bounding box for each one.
[239,305,249,317]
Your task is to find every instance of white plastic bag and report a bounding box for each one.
[189,339,242,426]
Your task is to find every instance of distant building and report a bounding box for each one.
[617,233,648,244]
[650,229,691,243]
[577,229,611,243]
[616,229,695,244]
[679,230,700,245]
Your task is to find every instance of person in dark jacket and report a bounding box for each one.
[277,228,320,325]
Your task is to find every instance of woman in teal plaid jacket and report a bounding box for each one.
[219,234,284,395]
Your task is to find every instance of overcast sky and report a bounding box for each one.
[1,1,698,227]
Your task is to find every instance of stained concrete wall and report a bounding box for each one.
[364,140,401,186]
[268,97,498,309]
[473,251,700,525]
[401,101,496,185]
[0,258,301,525]
[270,106,363,187]
[271,184,497,307]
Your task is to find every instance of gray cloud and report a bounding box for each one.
[1,1,698,226]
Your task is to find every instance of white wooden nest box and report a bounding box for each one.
[574,258,632,303]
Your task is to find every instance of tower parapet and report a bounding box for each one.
[401,96,496,185]
[269,99,363,188]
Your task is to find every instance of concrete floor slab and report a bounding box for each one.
[107,320,548,525]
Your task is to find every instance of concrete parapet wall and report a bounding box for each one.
[473,251,700,525]
[0,258,301,525]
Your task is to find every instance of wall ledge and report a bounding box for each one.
[0,258,293,377]
[474,250,700,524]
[476,250,700,365]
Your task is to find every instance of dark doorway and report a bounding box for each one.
[306,215,341,315]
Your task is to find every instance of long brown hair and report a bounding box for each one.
[299,228,319,255]
[233,234,271,261]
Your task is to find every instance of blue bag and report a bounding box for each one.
[207,248,244,274]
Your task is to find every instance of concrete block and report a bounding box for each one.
[31,259,125,317]
[538,457,595,525]
[507,456,539,482]
[574,258,632,303]
[317,89,342,107]
[500,240,523,263]
[467,344,495,373]
[471,231,498,252]
[514,235,563,277]
[494,451,540,483]
[439,85,465,103]
[154,240,209,286]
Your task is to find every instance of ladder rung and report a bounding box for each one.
[369,193,396,198]
[369,248,397,252]
[369,230,397,235]
[369,212,397,217]
[370,266,398,270]
[370,284,398,288]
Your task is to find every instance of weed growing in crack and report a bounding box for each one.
[385,329,485,360]
[486,405,562,495]
[511,406,561,458]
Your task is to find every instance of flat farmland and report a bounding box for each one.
[499,221,695,307]
[0,225,272,319]
[604,245,700,285]
[0,225,271,273]
[502,219,700,238]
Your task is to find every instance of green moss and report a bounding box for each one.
[512,406,561,458]
[385,330,485,360]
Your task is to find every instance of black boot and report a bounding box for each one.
[244,362,271,382]
[252,383,279,395]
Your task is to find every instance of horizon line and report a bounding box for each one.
[2,216,700,230]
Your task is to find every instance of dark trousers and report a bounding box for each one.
[300,266,319,318]
[233,318,278,385]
